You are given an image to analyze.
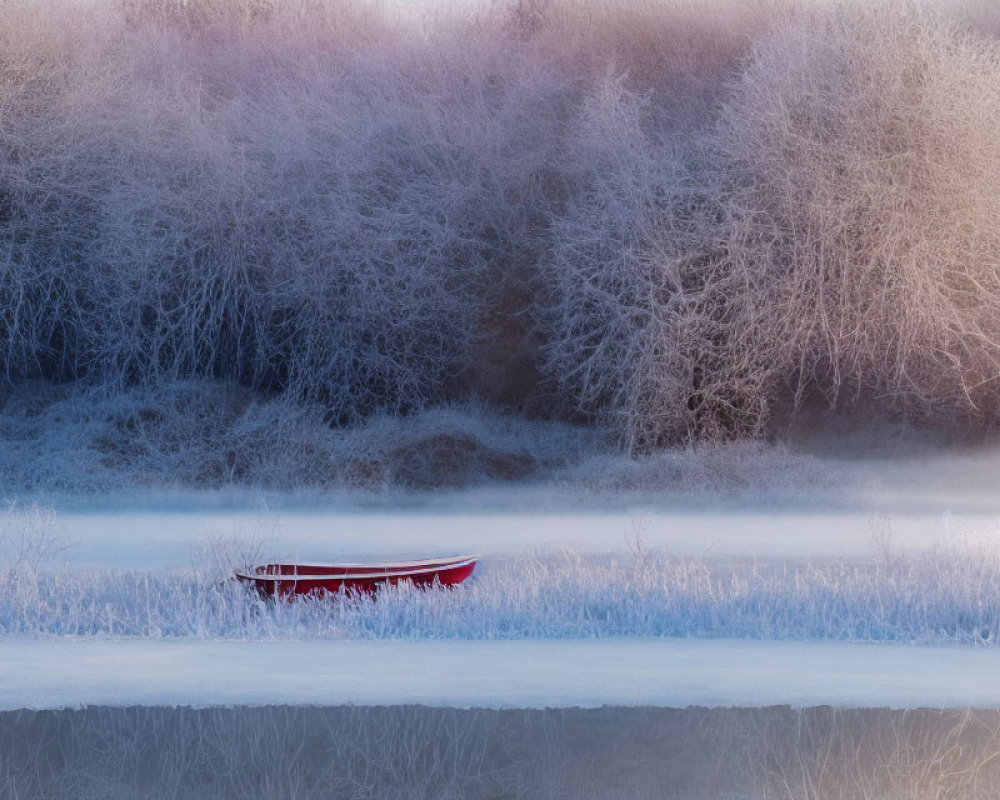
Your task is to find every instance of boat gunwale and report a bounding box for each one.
[234,556,480,584]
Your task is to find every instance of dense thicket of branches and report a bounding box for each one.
[2,0,999,450]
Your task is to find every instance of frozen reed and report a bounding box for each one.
[3,536,999,644]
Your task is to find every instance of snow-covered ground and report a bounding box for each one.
[5,638,1000,711]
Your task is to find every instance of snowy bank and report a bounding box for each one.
[3,639,1000,711]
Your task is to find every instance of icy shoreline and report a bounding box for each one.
[4,638,1000,711]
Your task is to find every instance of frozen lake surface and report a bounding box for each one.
[52,506,1000,569]
[4,638,1000,711]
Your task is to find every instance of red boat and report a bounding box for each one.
[234,554,480,598]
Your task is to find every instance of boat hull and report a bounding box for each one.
[235,555,479,598]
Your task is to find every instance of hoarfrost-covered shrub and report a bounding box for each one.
[539,73,735,450]
[715,4,1000,429]
[0,0,570,421]
[3,0,1000,459]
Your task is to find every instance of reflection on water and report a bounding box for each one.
[1,705,998,799]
